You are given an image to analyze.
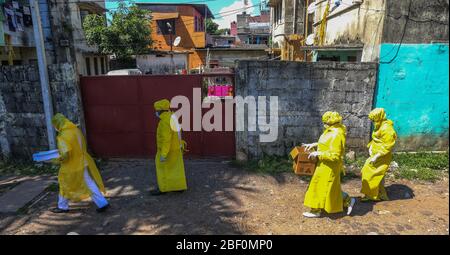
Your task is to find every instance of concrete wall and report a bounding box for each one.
[312,0,386,62]
[0,63,84,159]
[375,44,449,151]
[235,60,377,160]
[207,49,268,67]
[382,0,449,44]
[374,0,449,151]
[136,53,188,74]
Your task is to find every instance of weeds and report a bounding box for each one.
[393,152,448,170]
[389,152,449,182]
[0,158,108,177]
[0,159,58,176]
[234,151,449,182]
[231,155,293,175]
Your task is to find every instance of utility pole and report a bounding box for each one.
[29,0,56,150]
[167,21,175,74]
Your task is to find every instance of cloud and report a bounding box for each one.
[214,0,258,29]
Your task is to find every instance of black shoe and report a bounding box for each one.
[96,204,110,213]
[150,190,166,196]
[51,208,69,214]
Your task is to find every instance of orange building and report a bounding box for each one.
[137,3,214,73]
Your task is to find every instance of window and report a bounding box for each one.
[157,20,176,35]
[317,55,340,62]
[85,57,91,75]
[100,57,105,74]
[347,56,357,62]
[307,13,314,35]
[248,36,268,45]
[80,10,90,25]
[94,57,99,75]
[194,16,204,32]
[275,2,282,25]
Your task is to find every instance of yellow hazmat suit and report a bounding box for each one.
[304,112,349,214]
[52,114,105,202]
[154,99,187,192]
[361,108,397,201]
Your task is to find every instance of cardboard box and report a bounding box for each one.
[294,161,316,176]
[290,146,317,176]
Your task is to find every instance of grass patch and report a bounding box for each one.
[344,155,367,168]
[392,167,444,182]
[233,151,449,183]
[393,152,448,170]
[0,158,109,177]
[389,152,449,182]
[231,155,293,175]
[0,159,59,176]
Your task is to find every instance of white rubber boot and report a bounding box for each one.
[303,211,321,218]
[347,198,356,215]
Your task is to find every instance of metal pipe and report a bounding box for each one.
[293,0,298,34]
[29,0,56,150]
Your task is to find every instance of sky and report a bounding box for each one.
[105,0,264,29]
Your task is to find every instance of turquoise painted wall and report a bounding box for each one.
[375,44,449,138]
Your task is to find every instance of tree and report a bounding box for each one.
[218,28,231,35]
[83,2,152,61]
[206,18,220,35]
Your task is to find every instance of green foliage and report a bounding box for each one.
[231,155,293,175]
[0,158,108,177]
[392,167,443,182]
[393,152,449,170]
[46,183,59,192]
[390,152,449,182]
[233,151,449,183]
[217,28,231,35]
[0,159,58,176]
[344,155,367,168]
[83,2,152,60]
[206,18,220,35]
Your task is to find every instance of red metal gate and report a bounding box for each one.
[80,74,235,159]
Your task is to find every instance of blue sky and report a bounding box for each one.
[105,0,264,29]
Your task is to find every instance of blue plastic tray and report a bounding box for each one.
[32,150,60,162]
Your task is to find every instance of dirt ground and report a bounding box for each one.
[0,159,448,235]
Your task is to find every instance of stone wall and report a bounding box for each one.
[0,63,83,159]
[235,60,378,160]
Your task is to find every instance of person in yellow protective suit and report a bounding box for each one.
[151,99,187,195]
[302,112,356,218]
[50,114,109,213]
[361,108,397,202]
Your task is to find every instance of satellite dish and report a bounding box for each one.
[306,34,315,46]
[307,3,317,14]
[173,36,181,47]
